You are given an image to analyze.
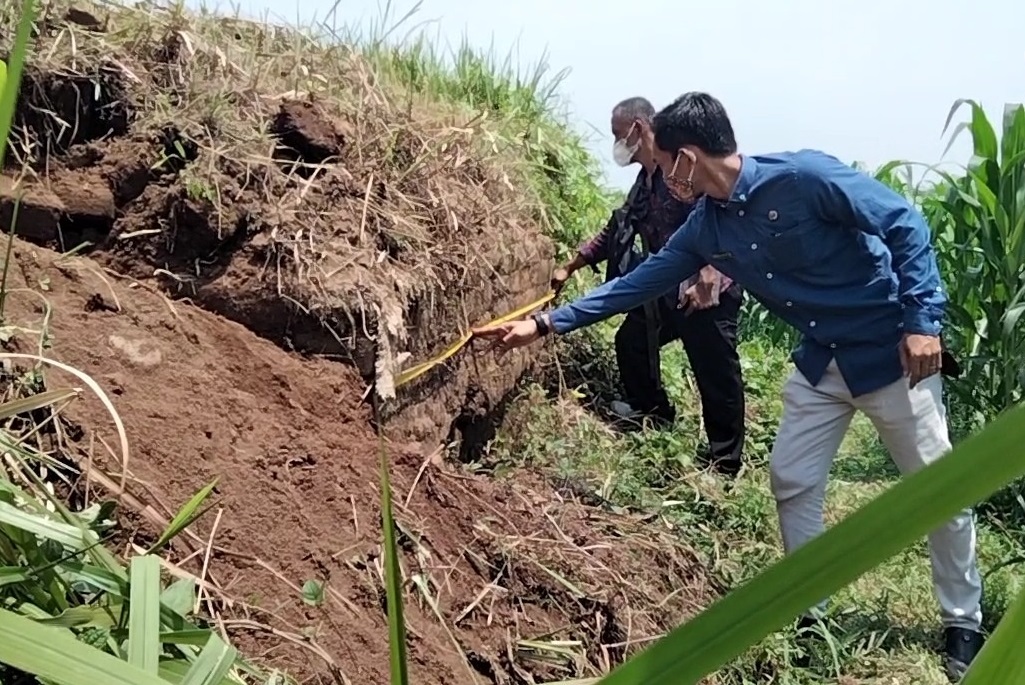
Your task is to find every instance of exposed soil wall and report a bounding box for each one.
[3,4,555,456]
[2,242,713,684]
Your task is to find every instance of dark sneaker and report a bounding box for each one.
[695,446,741,478]
[943,627,985,682]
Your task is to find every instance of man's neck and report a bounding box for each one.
[701,154,743,201]
[635,151,658,181]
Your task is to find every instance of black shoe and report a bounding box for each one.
[792,615,824,668]
[943,627,985,682]
[695,446,741,478]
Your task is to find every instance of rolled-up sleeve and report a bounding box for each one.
[797,150,946,336]
[549,211,705,334]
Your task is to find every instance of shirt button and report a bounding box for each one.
[897,322,904,329]
[751,243,758,250]
[810,321,817,327]
[900,303,906,309]
[932,320,939,326]
[786,301,793,307]
[830,343,837,349]
[766,272,773,279]
[738,209,746,217]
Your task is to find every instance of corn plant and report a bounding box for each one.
[879,100,1025,427]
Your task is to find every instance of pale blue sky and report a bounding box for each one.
[218,0,1023,190]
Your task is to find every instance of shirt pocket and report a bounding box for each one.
[758,219,818,273]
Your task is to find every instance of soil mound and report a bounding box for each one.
[2,242,713,684]
[2,0,553,452]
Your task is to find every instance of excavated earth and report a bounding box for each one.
[0,5,717,684]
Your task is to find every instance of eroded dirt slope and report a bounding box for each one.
[3,242,714,685]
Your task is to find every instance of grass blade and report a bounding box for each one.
[0,0,34,170]
[0,388,81,419]
[127,555,162,674]
[148,479,218,553]
[379,431,409,685]
[0,607,168,685]
[180,633,238,685]
[596,402,1025,683]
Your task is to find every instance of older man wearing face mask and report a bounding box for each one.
[550,96,747,477]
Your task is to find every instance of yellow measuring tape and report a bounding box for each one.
[394,290,557,388]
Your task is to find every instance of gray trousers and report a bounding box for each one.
[769,360,983,630]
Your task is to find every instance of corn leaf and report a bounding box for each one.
[961,587,1025,683]
[0,607,169,685]
[596,402,1025,684]
[128,555,162,674]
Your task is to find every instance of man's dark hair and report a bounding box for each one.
[652,92,737,156]
[612,96,656,121]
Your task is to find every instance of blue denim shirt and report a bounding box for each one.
[549,149,947,397]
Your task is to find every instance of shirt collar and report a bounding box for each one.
[715,154,755,207]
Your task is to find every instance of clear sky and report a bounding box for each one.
[215,0,1024,190]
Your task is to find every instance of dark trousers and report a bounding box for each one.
[614,286,746,469]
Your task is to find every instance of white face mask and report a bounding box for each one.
[612,137,640,167]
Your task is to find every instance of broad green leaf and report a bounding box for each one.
[595,403,1025,684]
[0,607,168,685]
[0,566,30,586]
[36,604,122,629]
[161,577,197,617]
[180,633,237,685]
[380,435,409,685]
[148,479,218,553]
[128,555,162,674]
[961,587,1025,683]
[160,629,214,646]
[0,501,94,549]
[159,658,236,685]
[301,579,325,606]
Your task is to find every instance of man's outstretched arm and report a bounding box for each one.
[472,210,706,355]
[548,210,705,334]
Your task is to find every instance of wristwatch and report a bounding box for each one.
[531,312,551,336]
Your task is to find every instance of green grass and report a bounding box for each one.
[488,327,1025,684]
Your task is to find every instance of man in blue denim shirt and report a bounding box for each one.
[474,92,985,678]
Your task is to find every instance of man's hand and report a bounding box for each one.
[551,267,572,294]
[900,333,942,387]
[679,266,723,314]
[472,319,541,358]
[551,255,586,295]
